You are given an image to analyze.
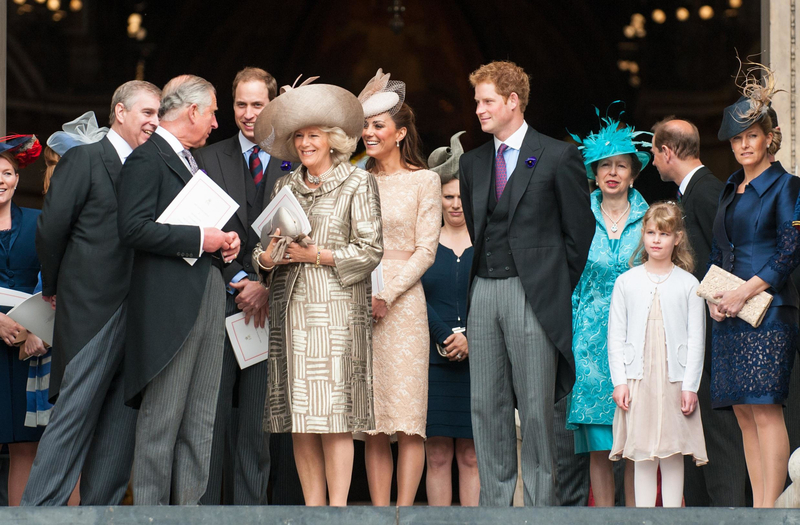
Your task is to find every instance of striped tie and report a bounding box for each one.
[249,146,264,186]
[495,143,509,200]
[181,149,199,174]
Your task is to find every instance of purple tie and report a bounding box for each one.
[495,143,509,200]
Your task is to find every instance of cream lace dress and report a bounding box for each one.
[369,169,441,437]
[610,290,708,465]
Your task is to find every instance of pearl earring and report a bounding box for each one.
[396,140,400,148]
[330,148,333,154]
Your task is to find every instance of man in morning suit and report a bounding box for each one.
[117,75,240,505]
[195,67,290,505]
[459,61,593,506]
[651,117,747,506]
[23,81,161,506]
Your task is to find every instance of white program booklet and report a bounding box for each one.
[371,263,384,295]
[157,169,240,265]
[7,292,55,347]
[250,186,311,237]
[225,312,269,369]
[0,287,31,308]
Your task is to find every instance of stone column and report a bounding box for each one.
[762,0,798,175]
[0,0,6,136]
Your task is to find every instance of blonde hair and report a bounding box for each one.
[469,61,530,113]
[630,201,694,273]
[43,146,61,194]
[284,125,358,166]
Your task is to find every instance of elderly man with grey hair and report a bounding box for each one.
[117,74,240,505]
[22,80,161,506]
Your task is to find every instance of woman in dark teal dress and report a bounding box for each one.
[567,114,650,506]
[422,132,478,506]
[0,135,46,506]
[709,66,800,508]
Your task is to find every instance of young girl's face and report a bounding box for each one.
[643,220,680,262]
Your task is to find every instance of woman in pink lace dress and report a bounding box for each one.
[359,69,442,506]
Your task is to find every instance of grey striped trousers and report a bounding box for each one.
[132,269,225,505]
[469,276,557,506]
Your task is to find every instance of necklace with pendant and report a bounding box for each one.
[645,263,675,284]
[600,201,630,233]
[306,164,335,185]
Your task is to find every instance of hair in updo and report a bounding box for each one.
[630,201,694,273]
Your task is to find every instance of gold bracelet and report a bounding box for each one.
[256,252,275,272]
[314,250,321,268]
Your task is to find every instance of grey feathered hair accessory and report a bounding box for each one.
[428,131,466,184]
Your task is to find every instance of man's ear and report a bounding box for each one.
[507,92,519,111]
[114,102,127,125]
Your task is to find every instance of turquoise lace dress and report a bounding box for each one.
[567,188,648,453]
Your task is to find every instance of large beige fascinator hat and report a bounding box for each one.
[428,131,466,184]
[358,68,406,118]
[254,75,364,163]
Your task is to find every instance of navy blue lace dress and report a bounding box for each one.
[709,162,800,408]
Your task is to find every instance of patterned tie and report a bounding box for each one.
[249,146,264,186]
[495,143,509,200]
[676,188,683,202]
[181,149,199,174]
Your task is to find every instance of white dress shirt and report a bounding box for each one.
[238,131,271,168]
[678,164,705,196]
[492,120,529,179]
[105,128,133,164]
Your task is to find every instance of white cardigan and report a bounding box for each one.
[607,264,706,392]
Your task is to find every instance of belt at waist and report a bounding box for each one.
[383,250,413,261]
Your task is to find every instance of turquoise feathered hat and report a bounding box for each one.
[569,102,652,180]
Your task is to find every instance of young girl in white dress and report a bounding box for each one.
[607,201,708,507]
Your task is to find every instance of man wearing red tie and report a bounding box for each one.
[459,61,593,506]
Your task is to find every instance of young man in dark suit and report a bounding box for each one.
[117,75,240,505]
[651,116,747,506]
[195,67,292,505]
[459,60,593,506]
[24,81,161,506]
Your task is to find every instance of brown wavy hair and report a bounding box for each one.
[469,61,530,112]
[630,201,695,273]
[42,146,61,194]
[365,103,427,172]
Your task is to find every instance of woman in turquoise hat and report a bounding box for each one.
[567,111,651,506]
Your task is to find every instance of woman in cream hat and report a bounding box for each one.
[252,77,383,506]
[421,132,480,506]
[359,69,441,506]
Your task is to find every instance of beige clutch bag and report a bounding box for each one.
[696,264,773,328]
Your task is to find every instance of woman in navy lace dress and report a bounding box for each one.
[709,68,800,507]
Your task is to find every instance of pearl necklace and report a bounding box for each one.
[645,263,674,284]
[600,201,630,233]
[306,164,335,185]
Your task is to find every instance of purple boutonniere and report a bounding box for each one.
[526,156,537,168]
[280,161,292,171]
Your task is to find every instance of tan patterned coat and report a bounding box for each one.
[254,163,383,433]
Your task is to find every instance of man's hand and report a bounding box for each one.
[42,295,56,310]
[0,313,22,346]
[203,227,231,253]
[230,278,269,328]
[221,231,240,262]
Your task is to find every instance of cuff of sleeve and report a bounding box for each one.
[756,266,784,291]
[198,227,205,256]
[227,270,248,294]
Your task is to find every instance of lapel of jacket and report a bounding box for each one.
[681,166,709,200]
[152,133,192,185]
[221,135,249,228]
[7,203,22,253]
[713,170,741,249]
[508,127,543,222]
[262,157,290,209]
[100,136,123,195]
[471,141,494,240]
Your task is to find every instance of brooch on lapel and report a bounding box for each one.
[280,161,292,171]
[526,156,537,168]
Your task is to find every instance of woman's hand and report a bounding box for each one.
[258,228,281,269]
[23,333,47,358]
[612,385,630,411]
[0,313,21,346]
[707,300,727,323]
[681,390,698,416]
[372,296,388,321]
[713,286,749,319]
[443,332,468,362]
[282,241,318,264]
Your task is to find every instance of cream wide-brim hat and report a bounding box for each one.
[254,82,364,163]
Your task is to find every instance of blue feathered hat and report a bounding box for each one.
[569,102,652,180]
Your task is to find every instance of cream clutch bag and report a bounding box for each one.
[696,264,773,328]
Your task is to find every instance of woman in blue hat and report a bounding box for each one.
[567,111,650,506]
[709,65,800,508]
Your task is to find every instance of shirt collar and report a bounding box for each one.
[238,131,258,154]
[155,126,187,155]
[493,121,528,153]
[106,128,133,164]
[678,164,704,195]
[726,162,786,197]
